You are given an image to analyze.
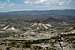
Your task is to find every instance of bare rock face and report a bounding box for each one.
[30,22,53,32]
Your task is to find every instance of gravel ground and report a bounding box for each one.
[0,44,75,50]
[0,45,30,50]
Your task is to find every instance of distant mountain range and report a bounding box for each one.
[0,9,75,24]
[0,9,75,17]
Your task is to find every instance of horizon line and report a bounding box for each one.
[0,8,75,12]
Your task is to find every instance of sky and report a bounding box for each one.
[0,0,75,12]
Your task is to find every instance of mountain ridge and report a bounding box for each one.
[0,9,75,17]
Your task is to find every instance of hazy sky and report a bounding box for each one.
[0,0,75,12]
